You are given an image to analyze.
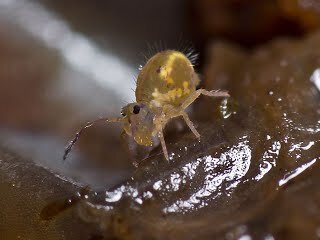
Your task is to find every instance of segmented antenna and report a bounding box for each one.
[63,117,123,161]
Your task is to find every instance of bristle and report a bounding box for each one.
[138,40,198,72]
[154,41,159,53]
[177,38,199,66]
[138,40,168,72]
[129,74,138,90]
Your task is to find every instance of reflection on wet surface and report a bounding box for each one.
[0,0,320,239]
[163,140,251,213]
[75,32,320,239]
[100,139,251,214]
[0,0,190,239]
[40,187,90,221]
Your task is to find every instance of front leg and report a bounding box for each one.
[158,126,169,161]
[155,111,200,160]
[153,116,170,161]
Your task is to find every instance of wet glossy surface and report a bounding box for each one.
[0,1,320,240]
[77,33,320,239]
[0,147,100,239]
[0,0,188,239]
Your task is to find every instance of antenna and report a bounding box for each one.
[63,117,123,161]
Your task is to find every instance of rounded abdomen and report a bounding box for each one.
[136,50,199,108]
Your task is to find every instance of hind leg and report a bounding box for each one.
[181,89,229,110]
[158,127,169,161]
[178,89,229,139]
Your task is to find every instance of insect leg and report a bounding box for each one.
[181,89,229,109]
[198,89,230,98]
[158,128,169,161]
[63,117,123,161]
[181,112,200,139]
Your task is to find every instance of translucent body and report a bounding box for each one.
[121,50,229,160]
[64,50,229,162]
[136,51,199,108]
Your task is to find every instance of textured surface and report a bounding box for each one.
[0,146,100,240]
[0,1,320,240]
[78,32,320,240]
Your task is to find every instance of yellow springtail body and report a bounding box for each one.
[64,50,229,161]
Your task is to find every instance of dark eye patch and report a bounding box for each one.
[133,105,140,114]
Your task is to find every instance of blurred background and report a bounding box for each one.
[0,0,320,239]
[1,0,320,187]
[0,0,194,188]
